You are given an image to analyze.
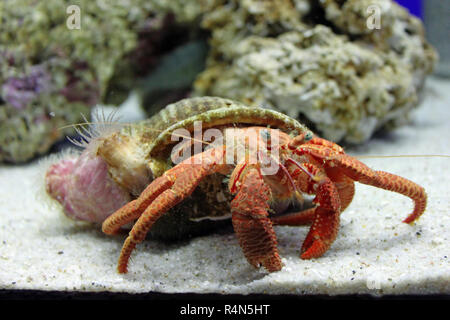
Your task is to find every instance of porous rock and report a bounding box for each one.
[194,0,437,143]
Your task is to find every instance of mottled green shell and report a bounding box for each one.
[145,96,310,156]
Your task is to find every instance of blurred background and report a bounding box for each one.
[397,0,449,77]
[421,0,450,77]
[0,0,447,164]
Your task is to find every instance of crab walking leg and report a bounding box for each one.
[102,144,221,235]
[117,189,179,273]
[271,167,354,226]
[231,167,282,272]
[373,171,427,224]
[111,147,227,273]
[298,147,427,224]
[271,208,316,226]
[102,177,174,235]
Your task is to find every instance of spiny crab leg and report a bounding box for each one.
[271,208,316,226]
[102,147,227,273]
[231,166,282,272]
[295,146,427,224]
[102,179,173,235]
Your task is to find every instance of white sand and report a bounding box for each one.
[0,78,449,296]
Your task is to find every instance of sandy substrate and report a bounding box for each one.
[0,78,449,296]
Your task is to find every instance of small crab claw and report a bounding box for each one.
[290,162,342,259]
[230,166,282,272]
[301,163,341,259]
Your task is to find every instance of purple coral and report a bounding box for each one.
[2,65,51,110]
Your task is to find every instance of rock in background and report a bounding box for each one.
[0,0,437,162]
[0,1,147,162]
[193,0,437,143]
[0,0,198,163]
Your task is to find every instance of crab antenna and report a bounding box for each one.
[355,154,450,159]
[257,151,301,201]
[229,162,248,193]
[58,122,450,159]
[285,157,317,181]
[278,160,304,204]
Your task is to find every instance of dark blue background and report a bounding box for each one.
[395,0,422,18]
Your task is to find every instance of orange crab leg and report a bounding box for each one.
[296,146,427,224]
[231,166,282,272]
[103,147,227,273]
[369,170,427,224]
[271,207,316,226]
[305,137,345,154]
[102,176,174,235]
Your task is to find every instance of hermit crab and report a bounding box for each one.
[45,97,427,273]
